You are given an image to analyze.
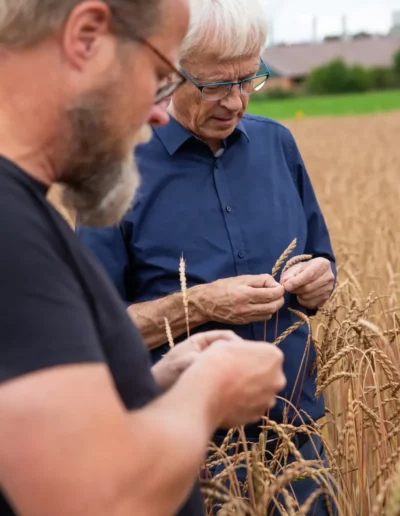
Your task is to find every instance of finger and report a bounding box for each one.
[289,273,333,296]
[280,263,305,283]
[187,330,238,351]
[249,274,282,289]
[296,283,332,301]
[283,263,329,292]
[248,298,285,320]
[297,294,329,310]
[247,285,285,304]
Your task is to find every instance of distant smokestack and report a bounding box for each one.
[312,16,318,43]
[341,15,348,40]
[269,19,274,47]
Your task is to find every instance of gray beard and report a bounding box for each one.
[58,94,152,227]
[61,153,140,228]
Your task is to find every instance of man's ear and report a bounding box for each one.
[61,1,113,71]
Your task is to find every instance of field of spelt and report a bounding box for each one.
[48,110,400,516]
[201,111,400,515]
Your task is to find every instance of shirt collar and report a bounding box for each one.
[154,116,250,156]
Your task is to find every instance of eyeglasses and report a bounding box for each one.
[181,59,271,102]
[109,6,186,104]
[139,38,187,104]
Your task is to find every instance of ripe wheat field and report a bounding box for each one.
[49,111,400,515]
[200,111,400,516]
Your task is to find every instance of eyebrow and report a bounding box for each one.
[195,67,260,85]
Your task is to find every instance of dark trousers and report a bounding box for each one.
[203,434,336,515]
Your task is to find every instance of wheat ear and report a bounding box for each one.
[271,238,297,278]
[179,255,190,338]
[264,238,298,341]
[164,317,175,348]
[281,254,313,275]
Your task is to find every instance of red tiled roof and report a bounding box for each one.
[263,36,400,78]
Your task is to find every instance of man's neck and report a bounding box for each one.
[0,131,59,186]
[168,106,223,156]
[0,49,62,186]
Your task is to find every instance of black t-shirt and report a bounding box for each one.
[0,156,203,516]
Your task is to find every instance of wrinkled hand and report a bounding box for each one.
[200,275,285,325]
[152,330,237,391]
[195,336,287,428]
[280,257,334,310]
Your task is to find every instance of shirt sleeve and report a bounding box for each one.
[76,223,131,305]
[286,130,337,280]
[0,213,105,384]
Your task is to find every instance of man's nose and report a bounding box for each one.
[219,84,244,111]
[147,99,171,127]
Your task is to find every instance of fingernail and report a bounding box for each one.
[285,282,293,290]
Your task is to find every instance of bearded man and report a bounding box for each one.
[0,1,286,515]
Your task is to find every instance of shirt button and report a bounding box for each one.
[215,161,220,169]
[226,206,232,213]
[238,251,245,259]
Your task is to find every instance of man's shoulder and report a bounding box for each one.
[0,166,54,240]
[241,114,294,141]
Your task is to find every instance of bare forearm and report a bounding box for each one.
[1,366,220,516]
[127,367,219,515]
[127,285,211,350]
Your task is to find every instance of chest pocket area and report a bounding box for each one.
[238,166,308,273]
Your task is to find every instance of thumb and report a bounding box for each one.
[188,330,238,351]
[250,274,281,289]
[280,262,306,284]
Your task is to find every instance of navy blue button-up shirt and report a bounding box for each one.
[77,114,336,429]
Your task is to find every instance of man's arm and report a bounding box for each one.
[77,226,286,349]
[0,364,216,516]
[127,285,210,349]
[129,275,286,349]
[286,129,336,276]
[281,130,337,311]
[0,337,286,516]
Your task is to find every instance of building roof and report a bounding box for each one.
[263,36,400,78]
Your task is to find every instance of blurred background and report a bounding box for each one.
[250,0,400,118]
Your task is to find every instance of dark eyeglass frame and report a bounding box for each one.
[138,38,187,104]
[181,58,271,101]
[109,7,186,104]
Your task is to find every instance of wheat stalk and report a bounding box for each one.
[179,255,190,338]
[272,238,297,278]
[164,317,175,348]
[386,462,400,516]
[273,320,306,346]
[281,254,313,276]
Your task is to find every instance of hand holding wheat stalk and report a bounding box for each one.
[264,238,297,342]
[266,239,313,343]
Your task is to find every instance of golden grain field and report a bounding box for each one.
[202,112,400,516]
[48,111,400,515]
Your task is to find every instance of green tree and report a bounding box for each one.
[369,67,395,90]
[306,59,350,95]
[346,65,371,93]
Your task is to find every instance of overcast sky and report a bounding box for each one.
[261,0,400,45]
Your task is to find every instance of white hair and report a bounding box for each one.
[180,0,268,62]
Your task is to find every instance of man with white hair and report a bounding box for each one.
[78,0,336,512]
[0,0,288,515]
